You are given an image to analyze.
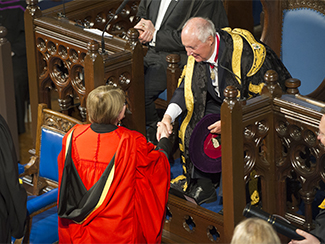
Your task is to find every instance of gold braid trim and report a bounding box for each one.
[222,28,267,96]
[222,27,243,85]
[63,131,115,224]
[232,28,266,77]
[76,164,115,224]
[319,198,325,209]
[249,82,265,95]
[178,56,195,169]
[178,65,187,87]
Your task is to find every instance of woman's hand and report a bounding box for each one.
[157,115,173,141]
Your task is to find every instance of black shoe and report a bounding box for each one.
[185,180,218,205]
[146,125,158,145]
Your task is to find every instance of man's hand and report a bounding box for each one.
[157,122,170,140]
[208,120,221,134]
[288,229,320,244]
[157,115,173,141]
[134,18,155,44]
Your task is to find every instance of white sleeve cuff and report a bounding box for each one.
[150,29,158,46]
[165,103,182,123]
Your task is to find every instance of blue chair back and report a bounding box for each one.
[39,126,64,182]
[281,8,325,95]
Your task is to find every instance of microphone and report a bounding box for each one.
[243,204,305,240]
[101,0,129,54]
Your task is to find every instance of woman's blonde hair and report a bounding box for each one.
[86,85,125,124]
[230,218,281,244]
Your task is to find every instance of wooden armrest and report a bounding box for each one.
[29,202,57,218]
[19,155,38,178]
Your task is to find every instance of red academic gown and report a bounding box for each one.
[57,124,170,243]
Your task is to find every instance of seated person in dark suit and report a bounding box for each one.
[157,17,291,205]
[0,114,27,243]
[134,0,229,144]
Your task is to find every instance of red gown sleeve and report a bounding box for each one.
[134,134,171,243]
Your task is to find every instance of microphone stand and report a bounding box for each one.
[58,0,66,19]
[101,15,114,55]
[101,0,130,55]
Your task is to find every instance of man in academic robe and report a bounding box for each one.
[157,17,291,205]
[134,0,229,144]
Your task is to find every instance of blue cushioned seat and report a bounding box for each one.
[39,127,64,182]
[27,190,59,244]
[281,8,325,95]
[23,127,64,244]
[158,90,167,101]
[21,103,82,244]
[28,206,58,244]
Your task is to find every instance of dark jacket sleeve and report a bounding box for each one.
[156,137,172,159]
[136,0,148,19]
[0,115,27,241]
[156,0,228,52]
[169,77,186,111]
[137,0,228,53]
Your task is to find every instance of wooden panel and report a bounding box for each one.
[25,0,145,143]
[163,194,225,243]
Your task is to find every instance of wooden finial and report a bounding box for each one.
[0,26,7,44]
[261,70,282,98]
[224,85,238,99]
[285,78,301,95]
[126,28,139,50]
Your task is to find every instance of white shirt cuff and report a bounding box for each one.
[150,29,158,47]
[165,103,182,123]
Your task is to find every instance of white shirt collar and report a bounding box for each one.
[206,33,220,66]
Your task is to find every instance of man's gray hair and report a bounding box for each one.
[183,17,216,43]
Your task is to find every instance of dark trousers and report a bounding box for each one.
[144,47,187,126]
[144,48,168,126]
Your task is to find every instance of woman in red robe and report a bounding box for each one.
[57,85,171,243]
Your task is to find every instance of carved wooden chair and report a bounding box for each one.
[260,0,325,98]
[21,103,82,243]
